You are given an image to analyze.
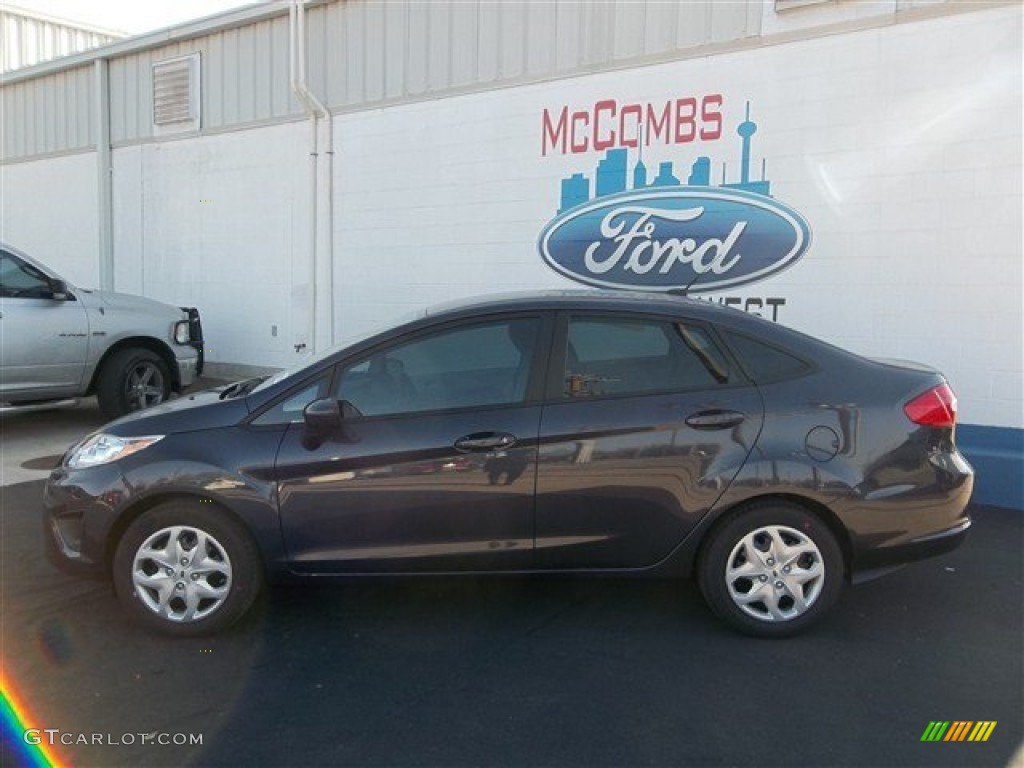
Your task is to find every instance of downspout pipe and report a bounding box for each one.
[95,58,114,291]
[289,0,335,353]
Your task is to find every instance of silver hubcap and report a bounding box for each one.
[131,526,232,623]
[725,525,824,622]
[126,362,165,410]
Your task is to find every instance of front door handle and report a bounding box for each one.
[685,409,745,430]
[454,432,518,452]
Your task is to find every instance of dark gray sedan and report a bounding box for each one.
[44,291,973,637]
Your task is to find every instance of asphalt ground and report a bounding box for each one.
[0,474,1021,767]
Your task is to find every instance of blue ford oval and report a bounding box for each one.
[539,188,812,292]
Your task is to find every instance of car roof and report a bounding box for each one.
[422,289,744,322]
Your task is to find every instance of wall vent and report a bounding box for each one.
[153,53,200,133]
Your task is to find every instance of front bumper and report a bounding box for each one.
[180,306,205,377]
[43,463,127,580]
[176,353,199,390]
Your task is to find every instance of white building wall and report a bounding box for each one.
[332,4,1022,431]
[0,152,99,285]
[110,121,312,370]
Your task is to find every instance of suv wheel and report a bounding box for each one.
[97,348,171,417]
[113,501,263,636]
[698,502,844,637]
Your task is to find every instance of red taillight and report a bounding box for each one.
[904,383,958,428]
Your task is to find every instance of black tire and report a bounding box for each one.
[96,347,171,418]
[113,501,263,637]
[698,501,844,637]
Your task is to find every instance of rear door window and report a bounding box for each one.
[563,316,731,398]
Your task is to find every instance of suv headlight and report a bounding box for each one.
[67,434,164,469]
[174,320,191,344]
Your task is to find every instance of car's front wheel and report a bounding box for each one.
[113,501,263,636]
[96,347,172,417]
[698,501,844,637]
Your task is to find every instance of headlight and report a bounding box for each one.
[174,320,191,344]
[67,434,164,469]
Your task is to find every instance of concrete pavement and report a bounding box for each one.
[1,399,108,484]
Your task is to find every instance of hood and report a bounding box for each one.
[104,388,249,436]
[79,288,185,317]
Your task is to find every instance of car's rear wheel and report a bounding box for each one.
[698,501,844,637]
[96,347,171,417]
[113,501,263,636]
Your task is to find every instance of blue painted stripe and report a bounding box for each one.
[957,424,1024,511]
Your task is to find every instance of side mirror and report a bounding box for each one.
[303,398,342,436]
[48,279,70,301]
[301,399,362,449]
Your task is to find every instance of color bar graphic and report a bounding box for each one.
[968,722,997,742]
[921,720,996,742]
[921,721,950,741]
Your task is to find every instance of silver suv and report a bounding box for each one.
[0,243,203,417]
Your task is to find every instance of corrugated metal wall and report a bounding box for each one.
[1,9,121,73]
[107,16,299,144]
[2,0,762,161]
[0,0,984,162]
[1,65,95,158]
[316,0,760,107]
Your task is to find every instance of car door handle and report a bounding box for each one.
[685,410,745,430]
[454,432,518,452]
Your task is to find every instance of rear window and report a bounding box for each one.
[724,331,810,383]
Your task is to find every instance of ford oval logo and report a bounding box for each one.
[538,188,812,293]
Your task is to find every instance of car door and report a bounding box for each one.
[0,249,89,398]
[274,313,552,573]
[534,311,763,570]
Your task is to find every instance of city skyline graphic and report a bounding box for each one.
[557,101,772,214]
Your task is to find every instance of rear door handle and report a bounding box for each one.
[454,432,518,452]
[685,410,745,430]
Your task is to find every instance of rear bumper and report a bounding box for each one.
[847,450,974,576]
[851,516,971,583]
